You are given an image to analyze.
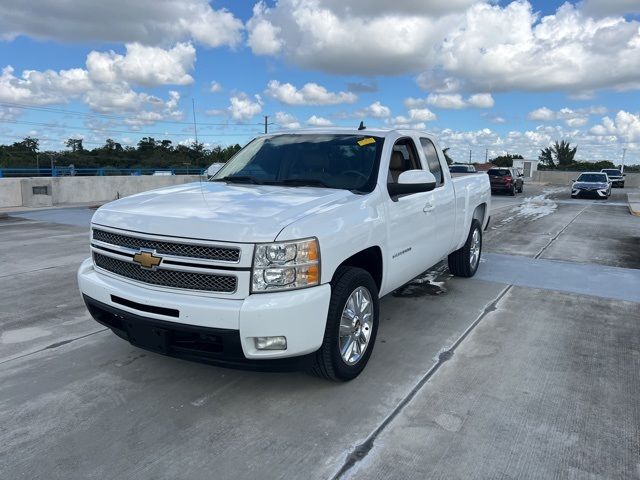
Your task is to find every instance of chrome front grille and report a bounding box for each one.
[93,252,237,293]
[92,228,240,262]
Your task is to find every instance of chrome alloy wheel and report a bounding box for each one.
[338,286,374,365]
[469,228,481,269]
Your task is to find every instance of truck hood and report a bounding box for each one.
[92,181,356,243]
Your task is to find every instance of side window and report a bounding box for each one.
[420,138,444,186]
[388,138,420,183]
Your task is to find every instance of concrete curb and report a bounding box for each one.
[628,193,640,216]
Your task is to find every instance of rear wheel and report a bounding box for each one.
[510,184,516,196]
[448,220,482,278]
[310,267,379,381]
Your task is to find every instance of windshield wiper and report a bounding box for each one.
[213,175,264,185]
[279,178,331,188]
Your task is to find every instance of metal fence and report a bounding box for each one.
[0,167,206,177]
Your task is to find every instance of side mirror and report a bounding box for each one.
[388,170,437,198]
[572,179,576,182]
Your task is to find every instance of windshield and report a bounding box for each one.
[602,169,621,176]
[488,169,510,176]
[212,134,384,192]
[577,173,607,182]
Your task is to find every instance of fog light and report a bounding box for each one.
[254,336,287,350]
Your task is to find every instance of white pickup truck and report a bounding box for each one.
[78,128,490,380]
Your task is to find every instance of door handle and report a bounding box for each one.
[423,203,435,213]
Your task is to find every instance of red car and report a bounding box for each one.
[488,168,524,195]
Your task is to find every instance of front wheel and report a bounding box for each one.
[510,184,516,196]
[310,267,379,381]
[448,220,482,278]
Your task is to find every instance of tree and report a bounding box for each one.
[13,137,39,153]
[442,147,454,165]
[137,137,156,151]
[538,147,554,169]
[552,140,577,166]
[65,138,83,152]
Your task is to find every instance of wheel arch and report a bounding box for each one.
[472,203,488,229]
[333,246,383,293]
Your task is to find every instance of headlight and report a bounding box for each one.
[251,238,320,292]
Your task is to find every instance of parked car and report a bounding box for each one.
[78,128,491,381]
[571,172,611,199]
[487,167,523,195]
[600,168,625,188]
[449,164,477,173]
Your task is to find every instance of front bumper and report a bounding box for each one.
[78,259,331,364]
[610,179,624,187]
[571,188,609,198]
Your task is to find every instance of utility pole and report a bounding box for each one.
[469,149,472,164]
[192,98,198,144]
[621,148,627,173]
[264,115,268,134]
[485,149,488,163]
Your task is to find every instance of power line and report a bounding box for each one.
[1,119,261,137]
[0,101,263,127]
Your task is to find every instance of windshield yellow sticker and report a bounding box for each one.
[357,137,376,147]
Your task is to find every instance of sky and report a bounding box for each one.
[1,0,639,164]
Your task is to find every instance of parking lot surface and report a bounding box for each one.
[1,184,639,479]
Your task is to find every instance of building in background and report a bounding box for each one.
[512,159,540,178]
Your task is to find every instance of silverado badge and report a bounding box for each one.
[132,251,162,269]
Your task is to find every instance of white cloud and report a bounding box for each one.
[0,65,91,105]
[247,0,640,93]
[391,108,437,126]
[265,80,357,105]
[228,93,263,120]
[321,0,477,17]
[467,93,495,108]
[247,2,283,55]
[580,0,640,17]
[528,107,555,121]
[0,0,243,48]
[0,43,195,125]
[424,92,494,109]
[590,111,640,142]
[419,2,640,93]
[427,93,467,109]
[528,106,608,127]
[274,111,301,129]
[86,43,195,87]
[210,81,222,93]
[306,115,333,126]
[357,101,391,119]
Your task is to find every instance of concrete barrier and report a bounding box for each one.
[533,170,640,187]
[628,193,640,216]
[0,175,202,209]
[0,178,23,208]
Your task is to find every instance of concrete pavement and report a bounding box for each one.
[1,183,639,479]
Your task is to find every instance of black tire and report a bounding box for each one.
[519,183,524,193]
[509,184,516,196]
[448,220,482,278]
[310,267,379,381]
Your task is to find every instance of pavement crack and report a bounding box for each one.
[0,328,107,366]
[534,204,589,259]
[332,285,513,479]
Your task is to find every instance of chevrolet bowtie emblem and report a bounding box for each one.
[132,250,162,269]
